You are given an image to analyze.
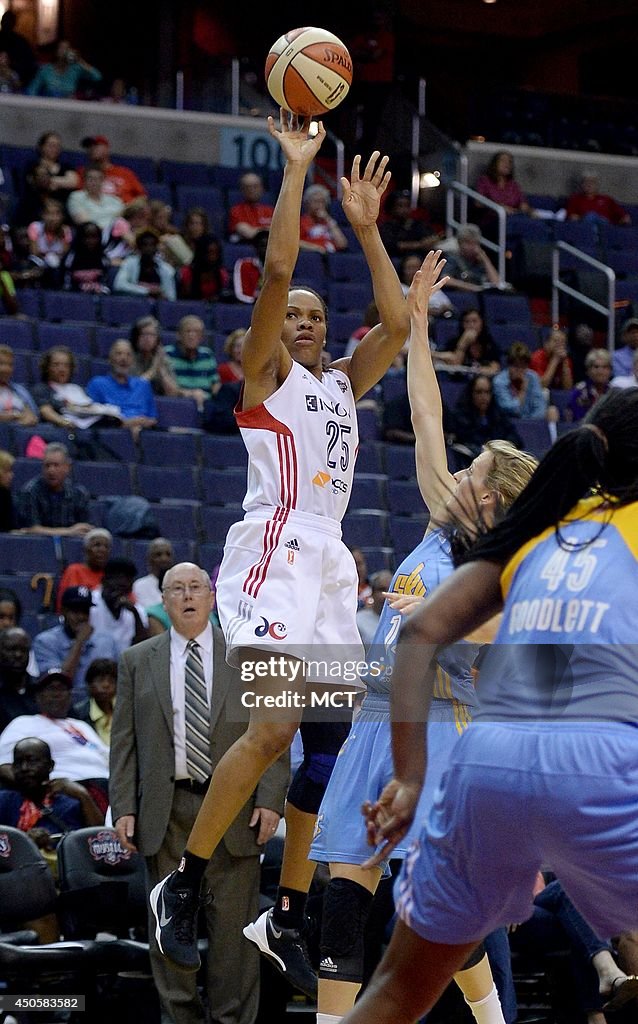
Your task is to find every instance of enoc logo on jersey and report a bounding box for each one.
[305,395,351,417]
[88,830,131,865]
[0,832,11,857]
[254,617,288,640]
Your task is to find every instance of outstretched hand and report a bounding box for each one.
[407,250,449,318]
[361,777,421,868]
[341,151,392,228]
[267,108,326,167]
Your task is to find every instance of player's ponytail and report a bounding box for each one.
[466,387,638,566]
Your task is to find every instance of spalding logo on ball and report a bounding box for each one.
[265,27,353,117]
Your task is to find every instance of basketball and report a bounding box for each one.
[265,27,353,117]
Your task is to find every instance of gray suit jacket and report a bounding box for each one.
[109,626,289,858]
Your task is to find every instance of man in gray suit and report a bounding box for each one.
[110,562,289,1024]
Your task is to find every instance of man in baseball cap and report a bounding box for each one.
[32,585,119,702]
[78,134,146,205]
[613,317,638,378]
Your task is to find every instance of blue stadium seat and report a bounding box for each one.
[197,542,225,572]
[95,325,127,356]
[358,547,395,574]
[60,535,127,566]
[9,350,30,383]
[137,465,198,502]
[0,535,59,574]
[11,457,42,489]
[160,160,213,187]
[144,183,173,205]
[446,292,485,317]
[384,445,417,480]
[431,319,460,349]
[326,251,371,284]
[149,502,200,540]
[481,293,533,326]
[139,430,200,469]
[357,406,381,441]
[14,289,42,318]
[36,322,94,356]
[0,574,50,613]
[89,358,110,378]
[599,224,638,252]
[200,434,247,470]
[41,291,97,323]
[292,252,328,294]
[387,479,424,516]
[380,374,407,405]
[490,324,541,356]
[549,389,574,422]
[96,428,137,463]
[200,505,242,541]
[73,461,133,498]
[100,295,155,325]
[605,251,638,278]
[389,515,429,556]
[342,510,388,548]
[0,318,35,349]
[329,312,361,345]
[438,377,466,409]
[553,220,600,249]
[110,154,158,182]
[516,418,553,458]
[155,398,202,431]
[174,185,225,215]
[327,281,373,313]
[128,537,195,569]
[211,304,254,333]
[355,443,384,475]
[156,299,212,331]
[223,242,255,270]
[201,468,246,506]
[349,474,386,511]
[210,165,255,191]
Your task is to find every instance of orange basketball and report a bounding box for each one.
[265,27,353,117]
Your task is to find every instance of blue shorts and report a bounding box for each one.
[396,722,638,944]
[310,698,470,876]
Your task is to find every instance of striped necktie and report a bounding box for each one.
[184,639,212,783]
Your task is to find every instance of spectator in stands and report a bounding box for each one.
[356,569,392,648]
[568,348,612,422]
[398,254,455,317]
[0,345,38,426]
[12,162,55,227]
[27,198,72,288]
[612,317,638,377]
[178,233,230,301]
[201,380,242,435]
[611,349,638,389]
[566,172,631,226]
[383,388,416,444]
[0,449,16,531]
[0,667,110,815]
[78,135,146,204]
[31,345,120,433]
[165,315,220,411]
[27,40,102,99]
[435,308,500,376]
[6,225,44,287]
[129,316,179,396]
[0,738,104,843]
[55,529,113,608]
[73,657,117,746]
[299,184,348,253]
[148,200,192,269]
[232,229,268,304]
[133,537,175,608]
[345,300,380,357]
[217,329,245,384]
[89,557,149,655]
[228,172,274,242]
[67,166,124,232]
[16,442,93,537]
[0,49,21,92]
[475,150,535,216]
[34,583,119,703]
[379,189,441,258]
[450,374,522,458]
[113,228,176,300]
[0,592,38,677]
[26,132,79,205]
[492,341,547,419]
[180,206,211,259]
[63,221,110,293]
[443,224,502,292]
[530,327,574,390]
[0,11,37,87]
[0,627,37,732]
[87,340,158,440]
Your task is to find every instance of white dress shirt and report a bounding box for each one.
[132,573,162,608]
[169,623,214,780]
[90,587,149,655]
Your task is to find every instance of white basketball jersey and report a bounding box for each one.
[235,360,359,522]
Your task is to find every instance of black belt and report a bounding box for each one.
[175,777,211,795]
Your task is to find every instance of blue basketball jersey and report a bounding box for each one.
[476,497,638,723]
[365,528,478,705]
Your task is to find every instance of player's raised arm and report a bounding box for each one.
[333,153,409,399]
[241,111,326,404]
[406,253,457,522]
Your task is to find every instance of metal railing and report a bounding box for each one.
[551,242,616,350]
[445,182,507,286]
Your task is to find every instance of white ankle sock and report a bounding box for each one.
[464,984,506,1024]
[316,1014,343,1024]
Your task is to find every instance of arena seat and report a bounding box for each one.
[481,292,533,326]
[200,434,247,470]
[349,474,387,511]
[329,311,361,344]
[128,537,196,568]
[0,317,35,349]
[60,535,127,565]
[95,324,127,356]
[96,428,138,463]
[197,542,225,572]
[14,289,42,318]
[150,502,201,541]
[160,159,214,187]
[292,251,328,295]
[354,443,384,475]
[100,295,155,325]
[36,321,94,356]
[136,464,199,502]
[139,428,201,464]
[0,535,59,574]
[154,397,202,431]
[73,461,133,498]
[326,251,371,284]
[201,468,246,506]
[384,445,417,480]
[389,514,429,557]
[342,510,388,548]
[155,298,212,331]
[211,303,254,333]
[387,479,423,516]
[516,418,553,458]
[200,505,242,541]
[41,290,97,323]
[327,281,373,313]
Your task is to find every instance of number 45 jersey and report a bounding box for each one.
[236,361,358,522]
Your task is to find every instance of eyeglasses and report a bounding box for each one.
[163,583,208,598]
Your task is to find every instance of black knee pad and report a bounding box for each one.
[460,941,486,971]
[319,877,374,984]
[287,753,337,813]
